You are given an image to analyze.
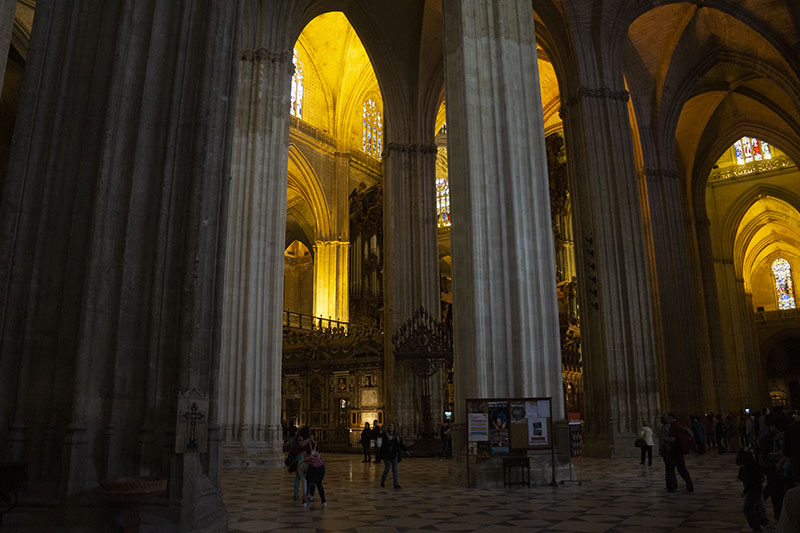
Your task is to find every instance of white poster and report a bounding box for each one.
[525,400,539,419]
[538,399,551,418]
[468,412,489,442]
[528,417,549,446]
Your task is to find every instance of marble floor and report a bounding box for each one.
[222,451,773,532]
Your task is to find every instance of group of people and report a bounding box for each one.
[287,425,327,508]
[360,420,411,488]
[285,418,413,508]
[638,407,800,532]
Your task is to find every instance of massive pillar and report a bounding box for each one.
[313,240,349,323]
[0,1,238,529]
[640,169,706,414]
[694,218,733,411]
[383,141,442,437]
[560,0,661,456]
[219,39,292,467]
[442,0,565,483]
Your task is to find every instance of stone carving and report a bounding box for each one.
[175,390,209,454]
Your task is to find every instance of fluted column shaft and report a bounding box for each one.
[313,240,349,322]
[560,86,660,456]
[0,2,238,523]
[641,169,706,414]
[219,47,292,467]
[383,142,442,435]
[694,219,732,410]
[442,0,565,417]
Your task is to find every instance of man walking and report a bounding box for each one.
[663,413,694,493]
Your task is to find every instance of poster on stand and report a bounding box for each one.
[528,417,549,446]
[488,401,509,453]
[468,412,489,442]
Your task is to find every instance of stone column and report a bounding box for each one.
[694,218,732,411]
[0,0,16,87]
[559,93,661,456]
[383,141,442,437]
[219,46,292,467]
[443,0,566,484]
[0,1,238,528]
[313,240,349,323]
[640,169,705,414]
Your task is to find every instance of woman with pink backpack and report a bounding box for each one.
[290,426,327,508]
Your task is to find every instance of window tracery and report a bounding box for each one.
[772,258,797,310]
[362,98,382,159]
[290,48,304,118]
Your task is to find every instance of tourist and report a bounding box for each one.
[379,422,409,489]
[360,422,372,462]
[759,411,786,521]
[439,418,453,460]
[691,415,706,455]
[657,415,674,492]
[737,447,769,531]
[704,413,716,451]
[290,426,316,506]
[728,414,742,453]
[664,413,694,493]
[372,419,383,463]
[305,443,327,508]
[716,414,728,454]
[638,420,655,466]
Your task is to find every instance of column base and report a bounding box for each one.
[583,431,639,459]
[222,442,284,469]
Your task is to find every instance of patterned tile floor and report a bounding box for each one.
[223,451,774,532]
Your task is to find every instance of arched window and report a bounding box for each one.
[734,137,772,165]
[290,48,304,118]
[362,98,382,159]
[436,177,451,227]
[772,258,797,310]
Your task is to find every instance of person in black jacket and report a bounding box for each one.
[379,423,409,488]
[360,422,372,462]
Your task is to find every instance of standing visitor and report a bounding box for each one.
[658,416,674,492]
[379,423,409,489]
[691,415,706,455]
[373,419,383,464]
[639,421,655,466]
[360,422,372,462]
[704,413,716,451]
[665,413,694,493]
[290,426,316,506]
[717,414,728,454]
[738,448,769,531]
[439,418,453,460]
[306,445,327,508]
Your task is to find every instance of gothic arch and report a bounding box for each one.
[287,143,332,241]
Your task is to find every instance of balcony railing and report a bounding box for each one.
[754,308,800,322]
[283,310,350,333]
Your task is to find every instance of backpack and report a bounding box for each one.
[680,427,695,454]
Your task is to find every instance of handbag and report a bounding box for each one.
[284,454,294,467]
[634,438,645,448]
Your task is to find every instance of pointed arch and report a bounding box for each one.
[287,143,332,241]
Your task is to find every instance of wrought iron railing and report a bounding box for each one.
[282,310,350,333]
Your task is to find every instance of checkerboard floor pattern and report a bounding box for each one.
[223,451,771,532]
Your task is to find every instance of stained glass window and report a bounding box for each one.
[734,137,772,165]
[772,258,797,310]
[290,48,304,118]
[436,177,451,227]
[362,98,382,159]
